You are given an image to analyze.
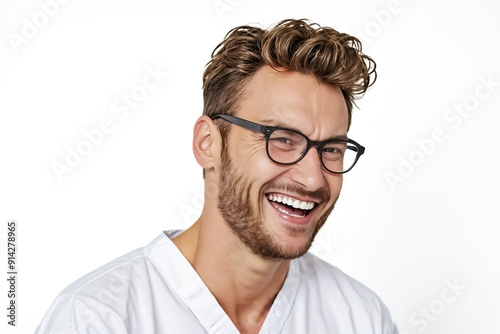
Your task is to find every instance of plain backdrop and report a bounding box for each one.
[1,0,499,333]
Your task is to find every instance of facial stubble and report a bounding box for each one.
[217,143,337,260]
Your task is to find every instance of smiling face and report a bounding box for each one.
[216,66,348,260]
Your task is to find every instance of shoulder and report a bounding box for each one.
[295,252,379,298]
[36,233,173,334]
[59,234,166,298]
[293,252,397,331]
[35,250,145,333]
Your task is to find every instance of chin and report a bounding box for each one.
[258,226,315,260]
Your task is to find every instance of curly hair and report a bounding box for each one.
[203,18,377,137]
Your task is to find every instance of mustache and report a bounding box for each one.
[261,182,329,203]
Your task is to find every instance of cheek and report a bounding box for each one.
[244,155,284,187]
[232,144,286,197]
[230,136,271,173]
[228,131,264,159]
[327,175,343,198]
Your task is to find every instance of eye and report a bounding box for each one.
[322,142,346,160]
[269,129,305,151]
[272,137,293,145]
[323,147,341,154]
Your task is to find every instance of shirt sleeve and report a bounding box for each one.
[35,294,126,334]
[379,297,399,334]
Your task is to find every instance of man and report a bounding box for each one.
[37,19,398,333]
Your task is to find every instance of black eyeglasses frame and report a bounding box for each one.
[211,114,365,174]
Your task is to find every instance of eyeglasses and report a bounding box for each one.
[212,114,365,174]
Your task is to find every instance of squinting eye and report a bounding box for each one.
[322,143,346,160]
[272,137,293,145]
[324,147,341,154]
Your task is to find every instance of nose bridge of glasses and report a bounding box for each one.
[306,139,324,157]
[299,139,323,165]
[304,139,351,174]
[293,141,326,189]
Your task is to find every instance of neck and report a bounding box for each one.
[172,212,290,333]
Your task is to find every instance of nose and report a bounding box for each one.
[288,146,326,191]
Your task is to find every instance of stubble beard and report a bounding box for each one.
[217,144,337,260]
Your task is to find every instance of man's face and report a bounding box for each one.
[217,66,348,260]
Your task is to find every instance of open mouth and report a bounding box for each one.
[266,193,316,218]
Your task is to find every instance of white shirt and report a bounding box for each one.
[36,230,398,334]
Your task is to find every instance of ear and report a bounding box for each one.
[192,115,220,171]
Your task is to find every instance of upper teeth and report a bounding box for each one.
[267,194,315,210]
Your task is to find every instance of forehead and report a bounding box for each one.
[237,66,349,139]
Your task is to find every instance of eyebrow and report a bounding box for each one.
[259,118,349,141]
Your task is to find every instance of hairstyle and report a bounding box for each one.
[202,18,377,140]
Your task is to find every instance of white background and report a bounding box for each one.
[1,0,499,333]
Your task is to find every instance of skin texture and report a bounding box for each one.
[173,66,349,334]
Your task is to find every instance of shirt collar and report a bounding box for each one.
[147,230,300,334]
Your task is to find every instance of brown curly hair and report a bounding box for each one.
[203,18,376,138]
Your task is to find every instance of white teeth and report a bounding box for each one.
[266,194,316,211]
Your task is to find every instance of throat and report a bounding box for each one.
[213,261,290,334]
